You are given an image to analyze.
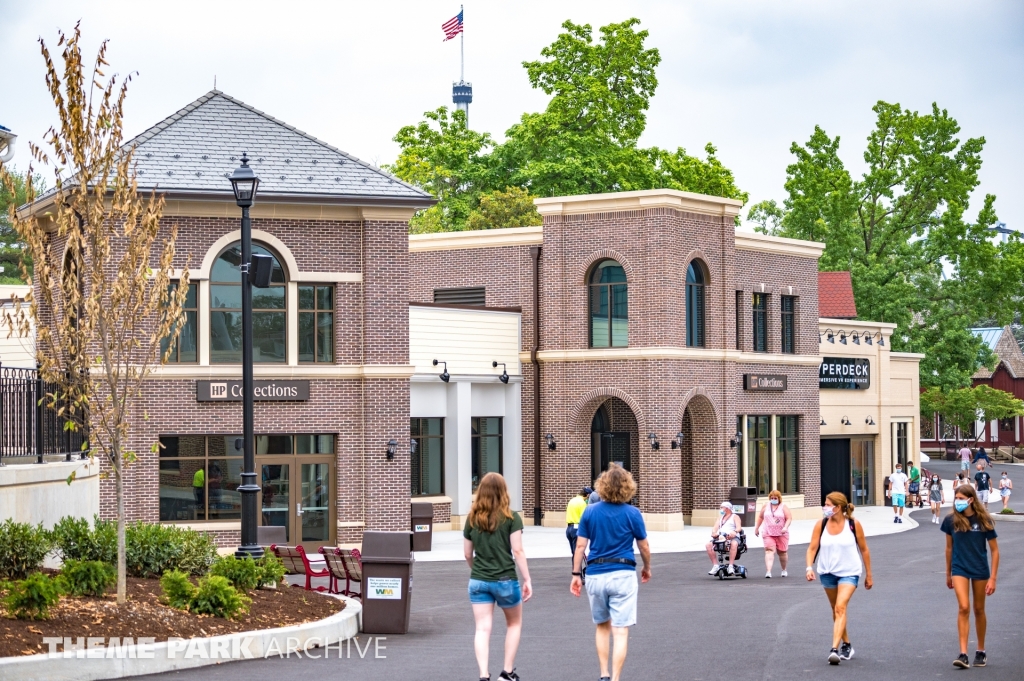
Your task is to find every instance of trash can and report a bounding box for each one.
[883,476,892,507]
[944,441,958,461]
[729,486,758,527]
[411,502,434,552]
[360,531,414,635]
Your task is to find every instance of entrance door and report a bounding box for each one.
[259,458,333,549]
[592,432,631,482]
[851,439,874,506]
[819,438,851,505]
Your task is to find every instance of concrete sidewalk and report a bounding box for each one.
[415,504,918,562]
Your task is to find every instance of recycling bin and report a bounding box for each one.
[360,531,414,634]
[411,502,434,552]
[729,486,758,527]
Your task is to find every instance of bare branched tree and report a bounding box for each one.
[0,24,190,604]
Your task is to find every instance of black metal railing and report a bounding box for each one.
[0,364,88,463]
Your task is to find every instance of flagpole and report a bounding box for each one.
[460,4,464,82]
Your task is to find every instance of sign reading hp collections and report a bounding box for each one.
[195,380,310,402]
[819,357,870,390]
[743,374,787,391]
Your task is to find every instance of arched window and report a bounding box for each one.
[589,260,627,348]
[209,242,287,363]
[686,261,706,348]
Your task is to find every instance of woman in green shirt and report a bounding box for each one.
[464,472,533,681]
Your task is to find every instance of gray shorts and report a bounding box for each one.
[585,569,638,627]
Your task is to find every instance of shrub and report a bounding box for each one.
[999,507,1016,514]
[159,570,196,610]
[0,519,53,580]
[174,529,218,576]
[209,555,261,592]
[3,572,65,619]
[189,575,250,619]
[61,559,115,597]
[256,554,286,587]
[51,516,116,564]
[125,522,181,578]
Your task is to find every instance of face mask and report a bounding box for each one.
[770,499,780,505]
[895,469,902,474]
[719,509,726,516]
[954,500,970,513]
[932,477,938,481]
[1002,475,1008,480]
[823,507,835,518]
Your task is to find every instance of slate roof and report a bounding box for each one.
[818,271,857,319]
[30,90,431,207]
[971,326,1024,379]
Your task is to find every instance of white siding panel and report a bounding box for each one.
[471,384,506,417]
[410,307,521,377]
[410,383,449,417]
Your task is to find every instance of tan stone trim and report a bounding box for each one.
[520,347,822,367]
[145,364,415,379]
[890,352,926,361]
[164,521,241,531]
[642,512,685,531]
[818,318,897,333]
[162,199,365,221]
[409,225,544,252]
[358,206,418,222]
[411,495,453,505]
[338,521,367,528]
[735,230,826,259]
[534,188,743,218]
[191,228,361,282]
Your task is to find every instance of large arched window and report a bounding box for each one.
[210,242,287,363]
[686,261,706,347]
[589,260,627,348]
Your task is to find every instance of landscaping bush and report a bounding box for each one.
[256,554,286,587]
[190,575,251,619]
[0,519,53,580]
[61,559,115,597]
[51,515,116,563]
[209,555,261,592]
[2,572,65,620]
[174,528,218,576]
[125,522,181,578]
[159,570,196,610]
[999,507,1016,514]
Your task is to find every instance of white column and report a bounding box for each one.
[286,282,298,365]
[504,381,523,513]
[446,380,474,518]
[198,280,210,365]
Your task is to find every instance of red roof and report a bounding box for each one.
[818,271,857,319]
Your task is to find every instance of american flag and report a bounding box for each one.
[442,9,463,41]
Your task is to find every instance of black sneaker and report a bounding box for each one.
[893,516,898,523]
[840,642,854,660]
[498,670,520,681]
[954,653,970,669]
[828,648,841,665]
[974,651,987,667]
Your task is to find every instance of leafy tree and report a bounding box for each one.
[464,187,542,231]
[652,143,748,204]
[747,199,785,234]
[762,102,1024,388]
[921,385,1024,447]
[0,167,44,283]
[1,26,190,604]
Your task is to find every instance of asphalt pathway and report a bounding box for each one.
[141,508,1023,681]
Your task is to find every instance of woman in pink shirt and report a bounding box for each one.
[755,490,793,578]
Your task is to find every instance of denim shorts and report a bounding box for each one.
[468,578,522,608]
[819,573,859,589]
[585,569,638,627]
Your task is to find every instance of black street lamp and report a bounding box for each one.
[229,152,264,559]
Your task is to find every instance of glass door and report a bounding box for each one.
[261,460,291,542]
[260,457,334,549]
[298,462,330,545]
[851,439,874,506]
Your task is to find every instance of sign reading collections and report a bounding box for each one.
[195,380,310,402]
[743,374,788,391]
[819,357,870,390]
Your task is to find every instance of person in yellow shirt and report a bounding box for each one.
[566,487,592,561]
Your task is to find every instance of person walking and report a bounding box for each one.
[754,490,792,577]
[974,463,993,510]
[908,460,922,508]
[705,501,742,575]
[566,487,591,562]
[943,484,1000,669]
[463,472,532,681]
[928,474,945,524]
[570,464,651,681]
[959,445,973,473]
[806,491,873,665]
[998,472,1013,511]
[974,447,992,469]
[888,463,909,523]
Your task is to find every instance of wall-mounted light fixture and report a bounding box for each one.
[386,439,398,460]
[877,333,885,347]
[492,361,509,384]
[409,439,418,456]
[648,433,660,450]
[545,433,557,450]
[729,431,743,448]
[865,416,876,426]
[433,359,450,383]
[671,432,685,449]
[852,332,860,345]
[839,332,848,345]
[841,416,851,426]
[820,418,827,426]
[824,329,835,344]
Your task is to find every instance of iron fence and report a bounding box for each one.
[0,364,88,463]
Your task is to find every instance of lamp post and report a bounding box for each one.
[229,152,263,559]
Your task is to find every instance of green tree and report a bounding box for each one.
[0,167,44,283]
[921,385,1024,447]
[464,187,542,231]
[767,101,1023,388]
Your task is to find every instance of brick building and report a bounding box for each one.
[21,90,432,547]
[410,190,826,528]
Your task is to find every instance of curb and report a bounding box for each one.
[993,514,1024,522]
[0,593,362,681]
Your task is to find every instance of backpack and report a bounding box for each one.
[813,517,857,563]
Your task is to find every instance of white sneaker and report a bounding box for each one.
[766,572,772,578]
[727,565,736,576]
[709,566,718,575]
[780,570,788,577]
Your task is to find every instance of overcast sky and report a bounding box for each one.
[2,1,1022,230]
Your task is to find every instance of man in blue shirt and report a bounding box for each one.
[571,464,651,681]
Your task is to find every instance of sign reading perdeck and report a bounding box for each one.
[819,357,870,390]
[367,577,402,599]
[195,380,310,402]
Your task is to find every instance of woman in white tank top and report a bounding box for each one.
[805,492,874,667]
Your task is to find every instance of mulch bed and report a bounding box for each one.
[0,576,345,658]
